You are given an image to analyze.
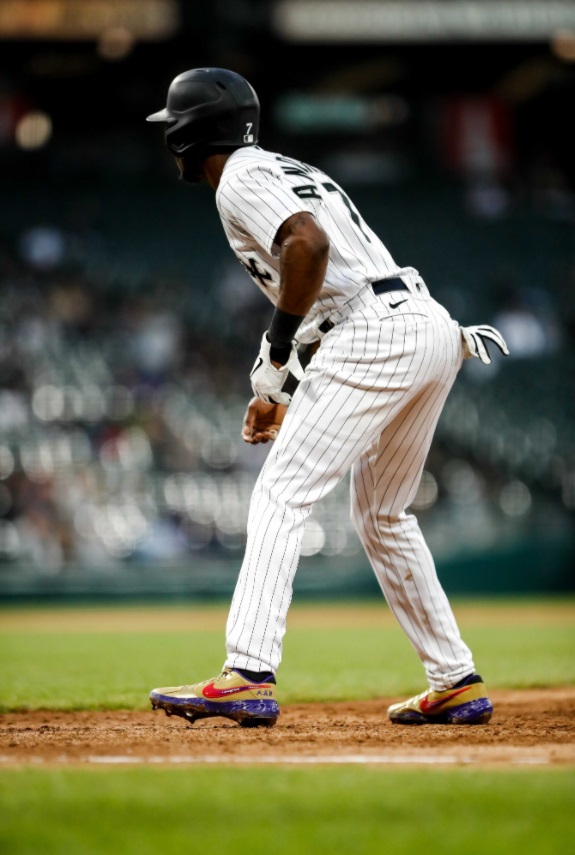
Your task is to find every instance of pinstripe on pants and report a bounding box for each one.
[225,288,475,691]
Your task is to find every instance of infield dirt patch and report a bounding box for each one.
[2,688,574,767]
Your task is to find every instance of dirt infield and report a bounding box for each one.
[1,688,574,767]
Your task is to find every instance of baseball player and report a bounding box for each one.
[147,68,508,728]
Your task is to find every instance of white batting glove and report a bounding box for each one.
[460,324,509,365]
[250,333,304,405]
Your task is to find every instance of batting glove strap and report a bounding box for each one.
[460,324,510,365]
[250,332,304,405]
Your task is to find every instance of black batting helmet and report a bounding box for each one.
[146,68,260,163]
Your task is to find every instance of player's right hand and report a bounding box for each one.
[242,397,287,444]
[250,332,304,405]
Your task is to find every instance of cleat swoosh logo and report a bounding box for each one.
[202,681,270,699]
[389,298,408,309]
[419,685,472,712]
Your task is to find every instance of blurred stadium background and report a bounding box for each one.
[0,0,574,601]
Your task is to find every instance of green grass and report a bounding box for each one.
[0,767,573,855]
[1,601,573,854]
[0,600,574,710]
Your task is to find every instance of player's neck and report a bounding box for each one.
[203,153,232,190]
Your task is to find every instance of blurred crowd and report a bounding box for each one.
[0,213,574,574]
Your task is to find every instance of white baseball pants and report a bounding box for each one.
[225,286,475,691]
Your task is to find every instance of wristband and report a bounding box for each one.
[266,338,292,365]
[268,308,305,348]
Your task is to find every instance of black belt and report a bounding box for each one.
[318,277,409,334]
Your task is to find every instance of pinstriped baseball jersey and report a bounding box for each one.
[216,145,421,341]
[216,145,477,693]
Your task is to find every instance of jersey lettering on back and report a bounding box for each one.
[216,146,409,331]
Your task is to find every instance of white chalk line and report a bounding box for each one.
[0,753,556,766]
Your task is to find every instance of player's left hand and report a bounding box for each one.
[242,397,287,444]
[250,332,304,405]
[460,324,509,365]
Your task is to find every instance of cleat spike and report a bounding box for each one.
[239,717,276,728]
